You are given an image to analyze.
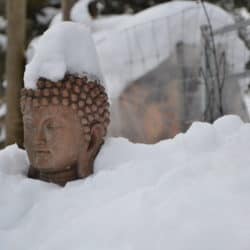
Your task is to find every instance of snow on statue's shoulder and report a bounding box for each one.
[24,22,104,89]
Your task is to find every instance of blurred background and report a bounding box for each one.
[1,0,250,148]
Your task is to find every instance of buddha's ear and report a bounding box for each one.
[87,123,105,157]
[77,123,104,179]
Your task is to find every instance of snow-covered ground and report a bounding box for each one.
[0,115,250,250]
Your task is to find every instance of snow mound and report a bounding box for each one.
[24,22,104,89]
[1,115,250,250]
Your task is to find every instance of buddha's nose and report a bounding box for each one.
[34,127,46,145]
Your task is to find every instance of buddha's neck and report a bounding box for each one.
[38,166,77,186]
[28,162,94,186]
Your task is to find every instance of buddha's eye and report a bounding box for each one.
[46,121,61,130]
[47,122,55,129]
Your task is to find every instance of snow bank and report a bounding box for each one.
[1,115,250,250]
[24,22,104,89]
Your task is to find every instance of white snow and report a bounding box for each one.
[49,12,63,26]
[0,126,5,143]
[50,0,130,33]
[24,22,104,89]
[243,91,250,114]
[2,80,7,89]
[237,7,250,19]
[0,16,7,30]
[36,7,60,26]
[95,1,250,98]
[50,0,92,27]
[92,15,132,33]
[0,115,250,250]
[0,103,6,143]
[0,103,6,118]
[0,33,7,51]
[28,1,250,99]
[71,0,92,24]
[25,36,40,63]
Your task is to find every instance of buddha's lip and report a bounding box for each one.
[35,150,50,153]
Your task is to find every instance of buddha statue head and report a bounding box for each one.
[20,73,110,186]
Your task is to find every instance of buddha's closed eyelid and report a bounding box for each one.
[45,119,63,129]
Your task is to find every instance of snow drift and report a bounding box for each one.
[0,115,250,250]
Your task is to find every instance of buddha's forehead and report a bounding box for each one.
[23,104,77,121]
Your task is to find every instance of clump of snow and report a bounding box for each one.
[71,0,92,24]
[244,92,250,113]
[0,16,6,31]
[25,36,40,63]
[1,115,250,250]
[0,34,7,51]
[2,80,7,89]
[24,22,104,89]
[236,7,250,19]
[0,103,6,118]
[36,7,60,26]
[50,0,130,34]
[0,103,7,143]
[50,0,92,27]
[0,126,5,143]
[49,12,62,26]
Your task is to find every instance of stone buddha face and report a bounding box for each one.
[21,74,110,185]
[23,105,84,172]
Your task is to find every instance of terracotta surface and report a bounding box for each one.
[21,74,110,186]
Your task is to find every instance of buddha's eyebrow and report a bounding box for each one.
[43,116,64,124]
[23,116,33,122]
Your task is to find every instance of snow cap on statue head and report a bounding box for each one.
[24,21,105,90]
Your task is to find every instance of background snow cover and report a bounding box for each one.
[27,1,250,98]
[96,1,249,98]
[0,115,250,250]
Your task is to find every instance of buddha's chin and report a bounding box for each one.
[32,158,70,173]
[32,154,54,172]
